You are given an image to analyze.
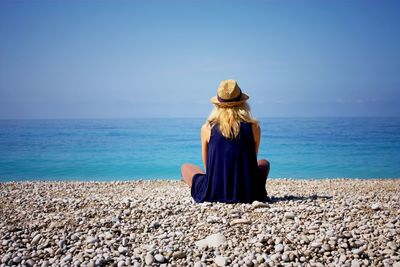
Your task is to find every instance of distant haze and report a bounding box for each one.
[0,1,399,119]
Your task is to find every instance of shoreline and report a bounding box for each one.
[1,177,399,183]
[1,179,399,266]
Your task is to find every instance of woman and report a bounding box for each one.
[181,79,270,203]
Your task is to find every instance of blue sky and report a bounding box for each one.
[0,0,399,119]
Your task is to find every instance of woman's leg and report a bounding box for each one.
[181,163,205,187]
[258,159,270,179]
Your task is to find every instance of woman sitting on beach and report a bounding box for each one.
[181,79,270,203]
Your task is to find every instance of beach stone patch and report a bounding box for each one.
[0,179,399,266]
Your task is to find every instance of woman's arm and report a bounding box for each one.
[252,123,261,156]
[201,123,211,170]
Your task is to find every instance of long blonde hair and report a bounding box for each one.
[207,102,258,139]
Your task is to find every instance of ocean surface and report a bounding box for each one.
[0,117,399,181]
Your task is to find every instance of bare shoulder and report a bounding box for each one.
[201,122,211,142]
[201,122,211,133]
[252,122,261,134]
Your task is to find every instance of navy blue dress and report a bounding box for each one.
[191,122,267,203]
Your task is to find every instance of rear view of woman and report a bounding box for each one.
[181,79,270,203]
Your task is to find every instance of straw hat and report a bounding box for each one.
[210,79,249,107]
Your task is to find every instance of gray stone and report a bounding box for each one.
[86,236,98,243]
[25,259,35,267]
[1,253,10,264]
[154,254,165,263]
[61,254,72,263]
[32,233,42,244]
[352,246,366,255]
[59,239,66,248]
[12,256,22,263]
[118,246,128,254]
[275,244,284,253]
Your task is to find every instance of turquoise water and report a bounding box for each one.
[0,117,399,181]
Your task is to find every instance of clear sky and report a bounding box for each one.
[0,0,399,119]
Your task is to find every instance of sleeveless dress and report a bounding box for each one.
[191,122,268,203]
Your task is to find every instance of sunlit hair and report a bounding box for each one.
[206,102,258,139]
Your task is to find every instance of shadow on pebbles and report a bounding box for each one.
[0,179,399,267]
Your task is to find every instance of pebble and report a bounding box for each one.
[104,232,113,240]
[1,254,10,264]
[371,203,381,210]
[275,244,284,253]
[252,200,268,208]
[145,253,155,265]
[388,241,398,250]
[339,254,347,263]
[86,236,98,243]
[215,256,227,266]
[284,212,295,220]
[311,241,322,248]
[154,254,165,263]
[230,218,251,225]
[59,239,66,248]
[351,259,360,267]
[32,233,42,244]
[118,246,128,254]
[352,246,366,255]
[229,218,251,226]
[61,254,72,263]
[12,256,22,264]
[195,233,226,248]
[172,251,186,259]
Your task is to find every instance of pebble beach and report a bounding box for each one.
[1,179,399,267]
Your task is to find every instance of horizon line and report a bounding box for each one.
[1,115,400,121]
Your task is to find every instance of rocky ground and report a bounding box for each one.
[0,179,399,267]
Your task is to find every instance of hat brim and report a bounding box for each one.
[210,93,249,107]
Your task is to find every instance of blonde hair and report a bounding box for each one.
[207,102,258,139]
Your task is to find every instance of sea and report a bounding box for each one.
[0,117,399,181]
